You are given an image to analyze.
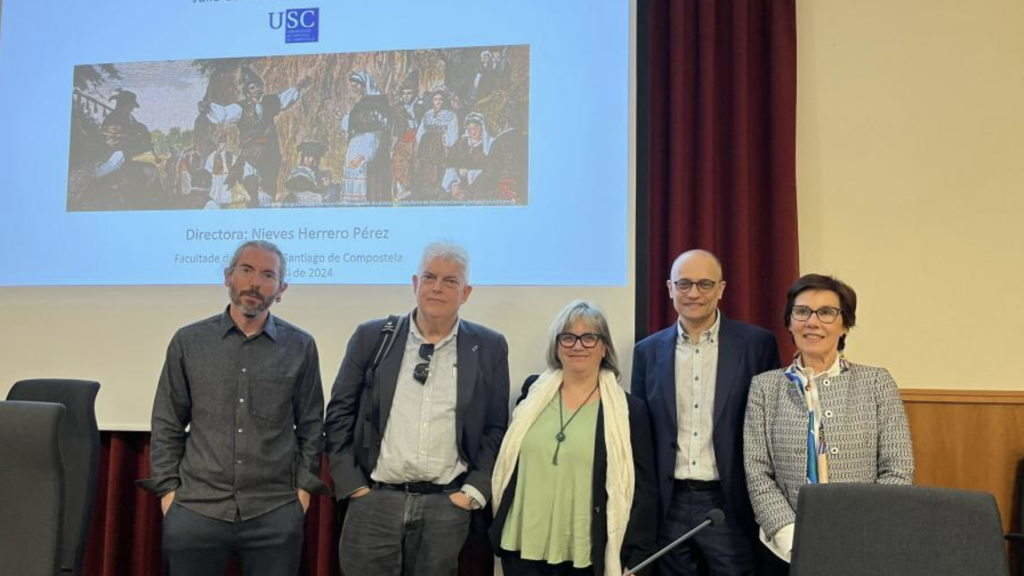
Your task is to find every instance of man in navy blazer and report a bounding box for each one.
[632,249,779,575]
[324,242,510,576]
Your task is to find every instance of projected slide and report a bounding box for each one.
[0,1,628,286]
[68,47,529,212]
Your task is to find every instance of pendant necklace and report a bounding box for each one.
[553,382,600,465]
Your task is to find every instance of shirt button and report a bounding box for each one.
[694,404,699,409]
[694,376,699,381]
[236,459,243,464]
[693,432,698,437]
[241,367,247,373]
[239,398,245,403]
[823,379,831,386]
[237,428,244,433]
[824,410,834,418]
[691,460,696,465]
[695,349,700,354]
[829,447,839,455]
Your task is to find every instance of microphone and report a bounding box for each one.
[622,508,725,575]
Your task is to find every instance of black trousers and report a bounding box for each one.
[500,551,594,576]
[755,542,790,576]
[162,500,305,576]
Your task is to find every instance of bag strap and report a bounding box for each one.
[364,314,400,387]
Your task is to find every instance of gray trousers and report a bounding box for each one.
[339,488,472,576]
[162,500,305,576]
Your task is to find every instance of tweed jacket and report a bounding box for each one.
[743,362,914,537]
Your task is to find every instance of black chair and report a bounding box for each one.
[8,379,101,576]
[790,483,1009,576]
[0,400,66,576]
[1008,458,1024,576]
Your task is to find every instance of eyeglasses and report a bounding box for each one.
[419,272,462,291]
[557,332,603,349]
[670,279,718,293]
[791,305,842,324]
[413,343,434,384]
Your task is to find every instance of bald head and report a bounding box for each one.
[670,249,723,281]
[667,249,726,336]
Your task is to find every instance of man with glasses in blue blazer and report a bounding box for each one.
[632,249,780,576]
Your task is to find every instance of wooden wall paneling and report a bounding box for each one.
[901,389,1024,535]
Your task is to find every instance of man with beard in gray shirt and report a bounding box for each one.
[140,240,325,576]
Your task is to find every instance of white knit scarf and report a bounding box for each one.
[492,369,634,576]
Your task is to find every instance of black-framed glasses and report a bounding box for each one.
[670,278,718,293]
[557,332,602,349]
[791,305,842,324]
[413,343,434,384]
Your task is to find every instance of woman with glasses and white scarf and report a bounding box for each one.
[491,300,657,575]
[743,274,914,574]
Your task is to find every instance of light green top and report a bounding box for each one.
[500,395,599,568]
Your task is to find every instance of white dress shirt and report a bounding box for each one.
[674,311,721,481]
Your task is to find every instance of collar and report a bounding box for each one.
[410,308,459,348]
[791,352,848,380]
[219,305,278,341]
[676,309,721,345]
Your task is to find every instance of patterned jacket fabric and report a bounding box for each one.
[743,362,914,537]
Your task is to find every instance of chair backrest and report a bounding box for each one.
[791,483,1009,576]
[0,400,65,576]
[1012,458,1024,575]
[8,379,100,576]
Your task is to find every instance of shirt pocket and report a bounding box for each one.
[249,376,295,424]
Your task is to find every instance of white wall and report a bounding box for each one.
[796,0,1024,389]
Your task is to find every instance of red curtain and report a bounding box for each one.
[81,433,492,576]
[81,2,798,574]
[639,0,798,358]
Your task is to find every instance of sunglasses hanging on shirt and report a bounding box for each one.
[413,343,434,384]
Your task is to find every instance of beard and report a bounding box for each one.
[230,287,274,318]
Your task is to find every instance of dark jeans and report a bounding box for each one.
[660,483,756,576]
[162,500,304,576]
[339,488,471,576]
[500,551,594,576]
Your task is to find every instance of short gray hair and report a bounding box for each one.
[419,241,470,281]
[225,240,287,282]
[545,299,620,377]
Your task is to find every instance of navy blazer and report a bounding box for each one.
[631,316,779,534]
[491,376,658,574]
[324,314,510,502]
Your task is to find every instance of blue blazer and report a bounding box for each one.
[631,316,779,534]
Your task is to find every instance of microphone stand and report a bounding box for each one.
[622,509,724,575]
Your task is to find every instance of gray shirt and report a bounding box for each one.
[141,309,325,522]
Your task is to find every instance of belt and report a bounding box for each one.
[373,478,462,495]
[674,479,721,492]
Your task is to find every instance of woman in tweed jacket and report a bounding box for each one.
[743,274,914,570]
